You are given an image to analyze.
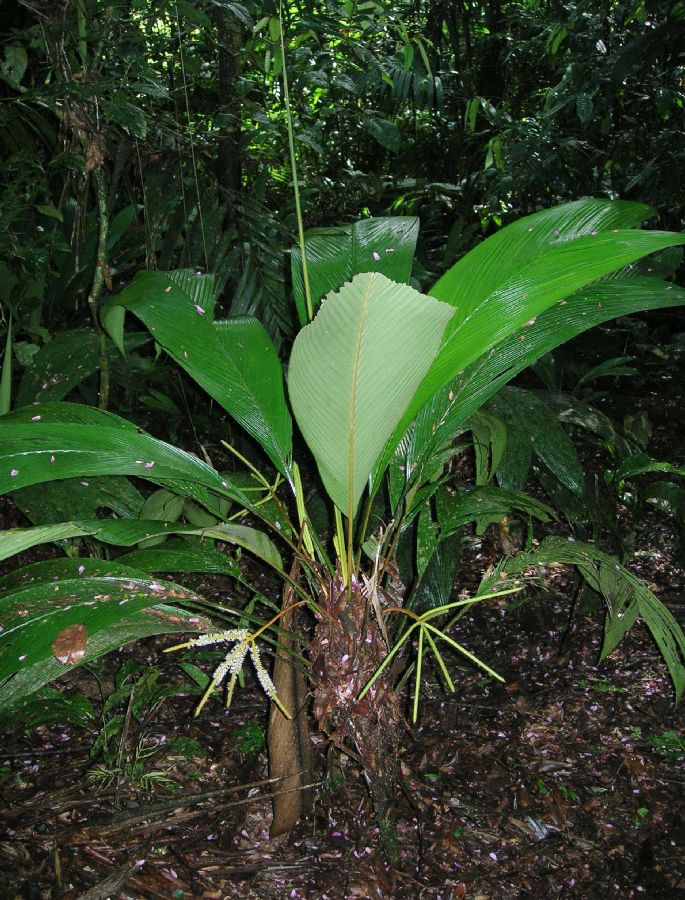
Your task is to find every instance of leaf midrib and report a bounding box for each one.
[347,274,374,523]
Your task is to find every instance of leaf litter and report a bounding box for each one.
[0,383,684,897]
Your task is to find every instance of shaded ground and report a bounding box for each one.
[2,360,685,899]
[1,528,683,900]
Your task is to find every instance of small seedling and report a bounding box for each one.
[233,722,266,759]
[558,785,580,803]
[536,778,550,797]
[649,730,685,761]
[578,677,626,694]
[634,806,649,827]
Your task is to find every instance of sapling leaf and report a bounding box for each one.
[288,271,454,519]
[105,270,292,478]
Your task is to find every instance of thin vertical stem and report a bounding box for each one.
[278,0,313,322]
[175,3,209,272]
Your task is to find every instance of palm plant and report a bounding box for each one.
[1,199,684,859]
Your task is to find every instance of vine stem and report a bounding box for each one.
[86,161,110,410]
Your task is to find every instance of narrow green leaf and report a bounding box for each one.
[431,199,652,314]
[116,543,241,577]
[0,568,200,680]
[0,518,282,569]
[468,409,508,485]
[612,453,685,483]
[0,558,213,709]
[388,276,685,494]
[483,537,685,703]
[0,317,12,416]
[421,230,685,420]
[100,304,126,356]
[371,203,685,493]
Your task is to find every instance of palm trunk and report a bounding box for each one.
[310,572,403,864]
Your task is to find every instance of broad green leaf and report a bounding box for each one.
[0,519,282,570]
[0,421,249,507]
[168,268,218,319]
[388,276,685,494]
[0,558,213,709]
[101,99,147,139]
[288,272,454,518]
[2,408,147,525]
[291,217,419,325]
[108,203,141,252]
[105,270,292,477]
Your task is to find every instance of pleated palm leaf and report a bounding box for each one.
[1,200,684,854]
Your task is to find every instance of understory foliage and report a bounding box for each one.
[1,0,685,862]
[1,198,685,859]
[1,0,683,347]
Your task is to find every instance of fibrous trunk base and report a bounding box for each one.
[311,572,404,864]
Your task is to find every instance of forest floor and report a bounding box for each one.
[1,365,684,900]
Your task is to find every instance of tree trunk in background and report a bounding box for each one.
[216,12,243,227]
[476,0,505,102]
